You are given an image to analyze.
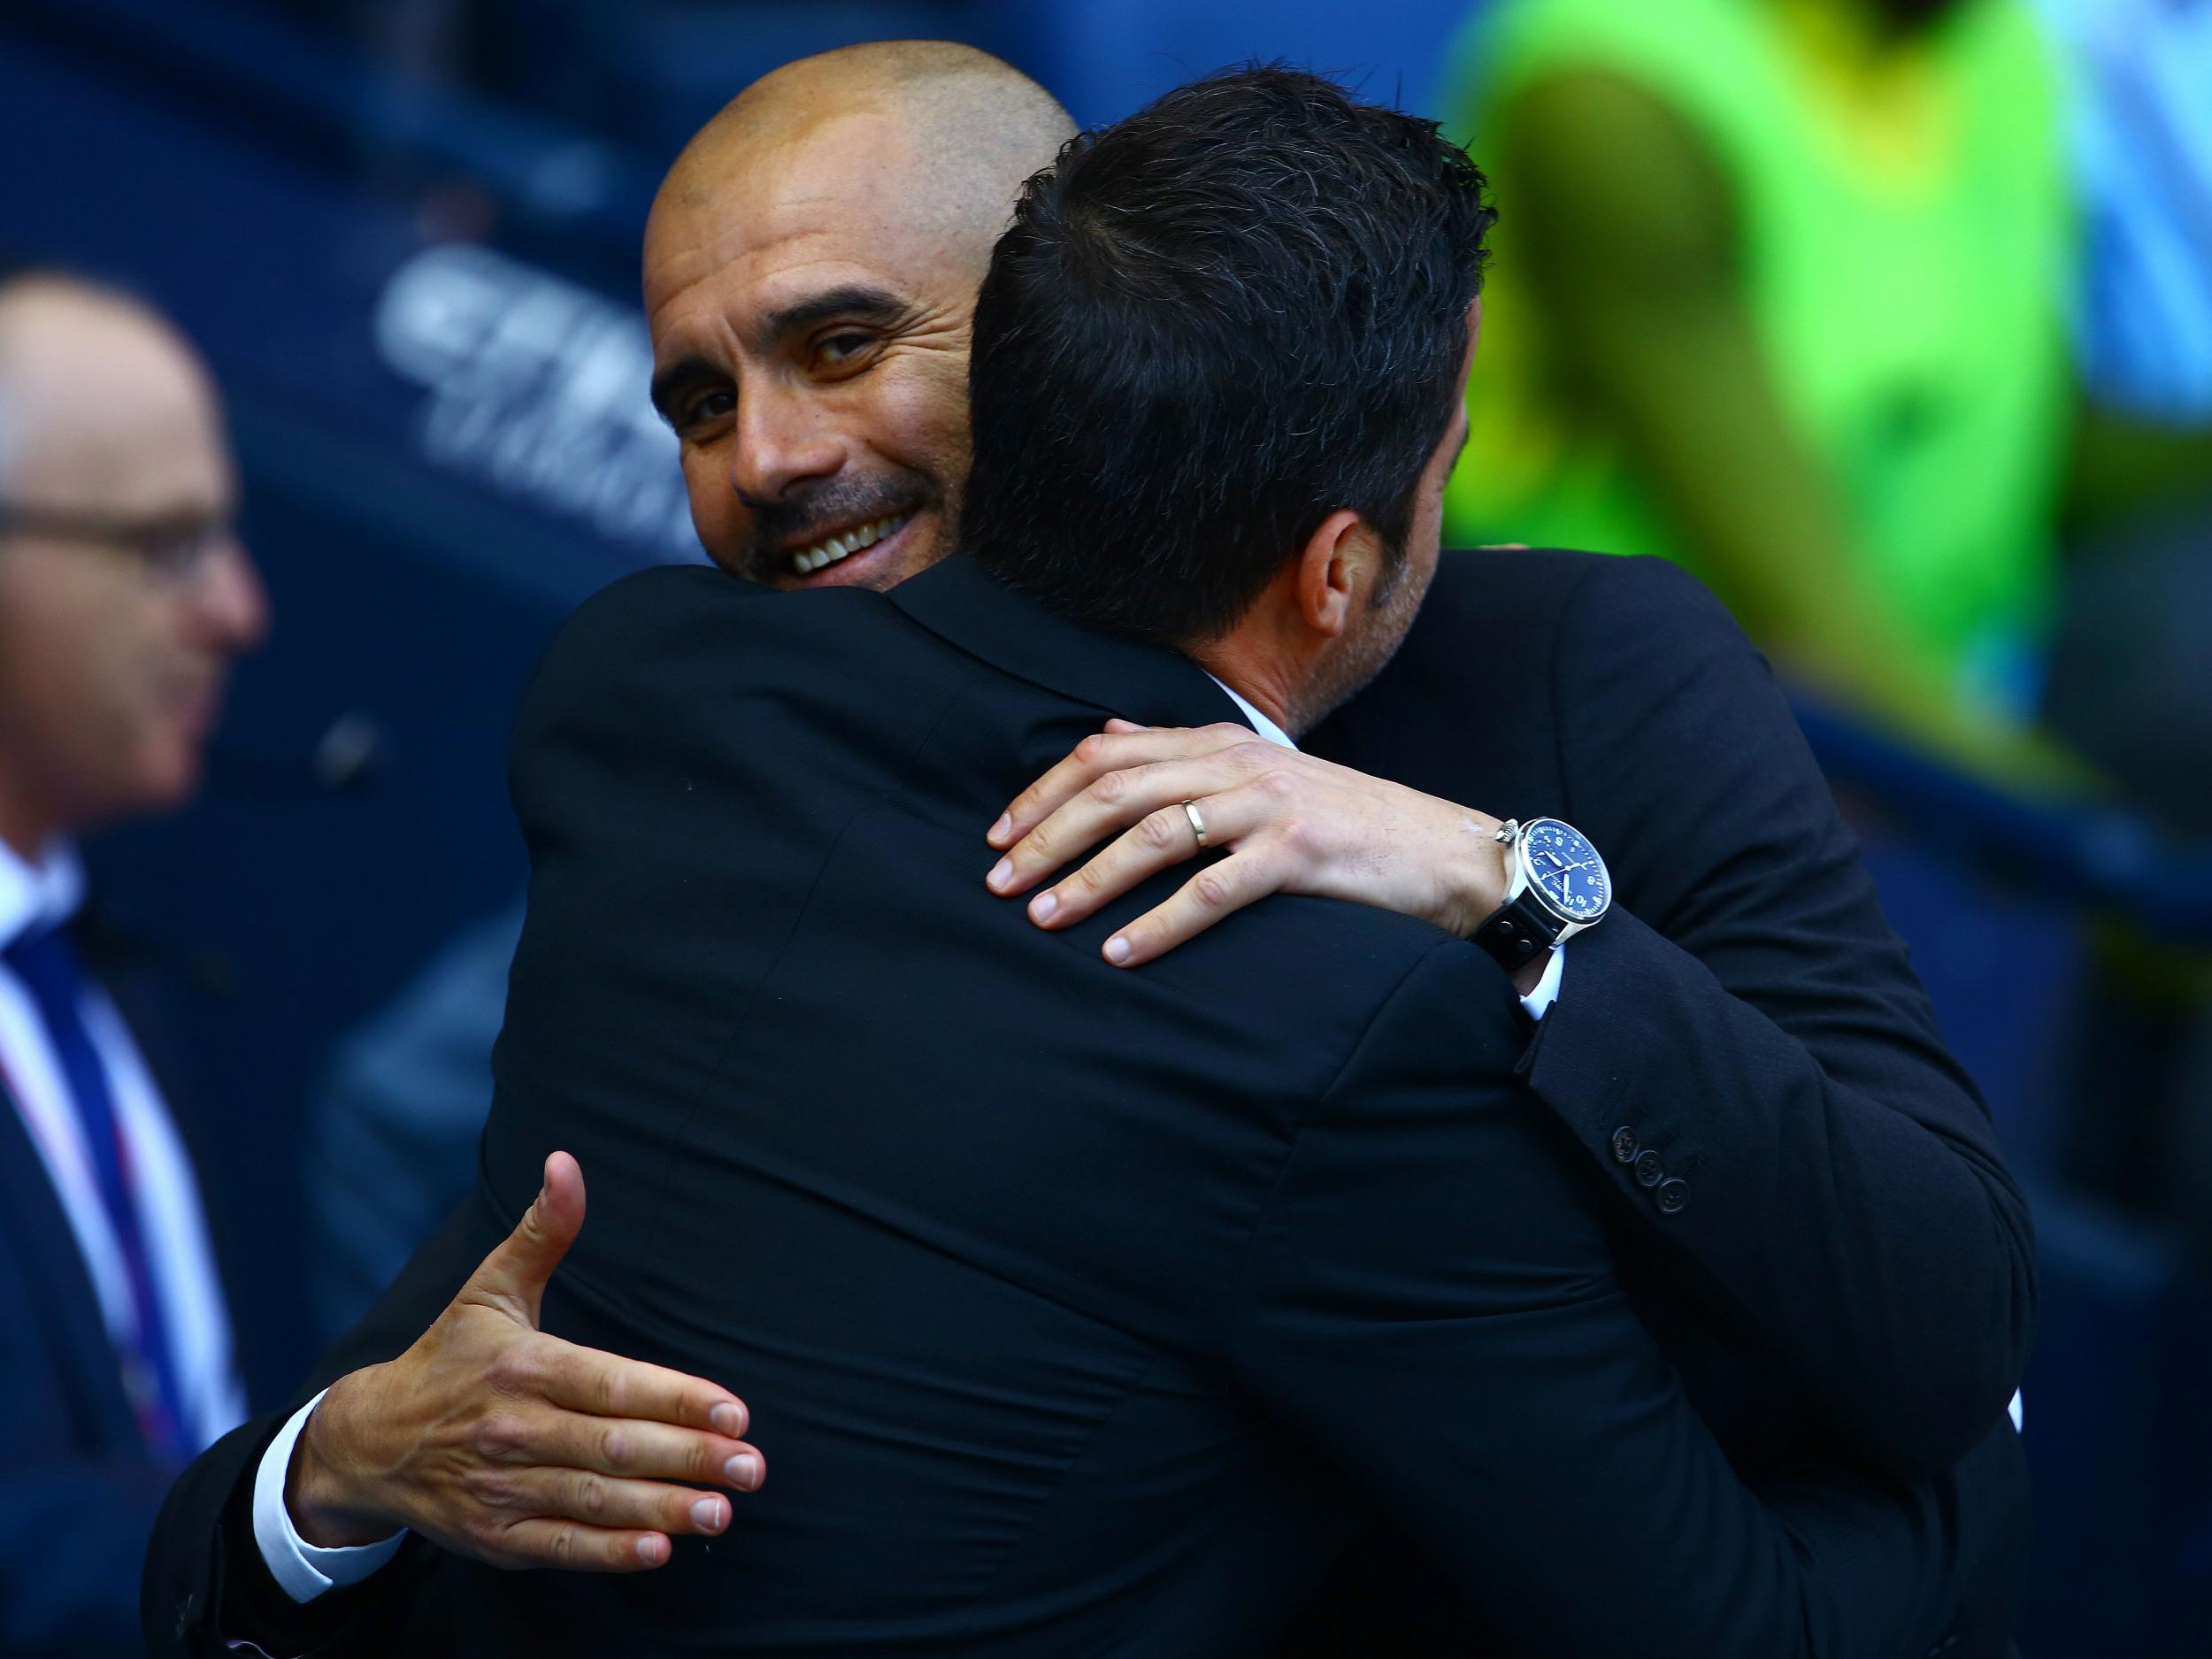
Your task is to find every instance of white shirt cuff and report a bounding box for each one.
[251,1388,407,1603]
[1518,941,1567,1020]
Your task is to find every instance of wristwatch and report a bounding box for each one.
[1472,817,1612,974]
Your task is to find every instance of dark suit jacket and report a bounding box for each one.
[1313,551,2033,1480]
[148,551,2025,1658]
[1,920,234,1658]
[1284,549,2039,1650]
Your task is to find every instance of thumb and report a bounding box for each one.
[467,1151,585,1329]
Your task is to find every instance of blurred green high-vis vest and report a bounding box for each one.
[1443,0,2071,719]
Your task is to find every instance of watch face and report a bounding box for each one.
[1521,818,1610,924]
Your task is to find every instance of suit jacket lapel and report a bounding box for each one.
[884,554,1258,737]
[73,905,258,1398]
[0,1070,142,1453]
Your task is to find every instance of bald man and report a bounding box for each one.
[642,41,1069,591]
[152,42,2028,1657]
[0,266,266,1656]
[301,49,1074,1333]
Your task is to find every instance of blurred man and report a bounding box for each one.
[1436,0,2081,788]
[248,42,2032,1654]
[0,266,267,1655]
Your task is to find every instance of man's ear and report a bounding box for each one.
[1294,508,1378,639]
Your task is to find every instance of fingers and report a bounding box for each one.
[1100,849,1290,967]
[988,746,1286,898]
[1019,787,1271,931]
[533,1341,750,1441]
[497,1466,739,1541]
[465,1152,587,1329]
[987,723,1254,852]
[502,1404,766,1494]
[491,1517,676,1573]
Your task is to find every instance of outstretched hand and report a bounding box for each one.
[286,1152,764,1571]
[986,721,1514,967]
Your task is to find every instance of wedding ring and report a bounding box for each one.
[1181,798,1209,849]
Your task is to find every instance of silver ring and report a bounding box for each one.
[1181,798,1209,849]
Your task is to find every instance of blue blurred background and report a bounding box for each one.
[3,2,2208,1652]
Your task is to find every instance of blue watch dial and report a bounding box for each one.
[1522,818,1610,923]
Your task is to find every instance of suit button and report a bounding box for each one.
[1655,1178,1689,1215]
[1610,1126,1639,1164]
[1632,1149,1664,1187]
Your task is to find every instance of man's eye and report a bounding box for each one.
[817,333,873,366]
[681,390,734,427]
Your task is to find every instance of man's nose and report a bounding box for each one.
[181,534,271,654]
[727,380,846,506]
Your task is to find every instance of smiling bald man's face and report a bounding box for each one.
[644,108,993,592]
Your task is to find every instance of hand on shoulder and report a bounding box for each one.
[288,1153,764,1572]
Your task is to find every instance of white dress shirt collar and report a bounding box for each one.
[1202,674,1298,752]
[0,835,88,949]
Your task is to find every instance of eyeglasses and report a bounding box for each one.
[0,502,236,584]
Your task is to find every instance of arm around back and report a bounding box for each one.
[142,1191,500,1656]
[1537,552,2034,1471]
[1230,939,2008,1659]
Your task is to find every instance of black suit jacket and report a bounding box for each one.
[1286,549,2039,1650]
[148,550,2025,1658]
[1317,550,2034,1477]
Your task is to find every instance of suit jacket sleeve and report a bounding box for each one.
[1229,941,2023,1659]
[142,1191,503,1658]
[1530,555,2035,1472]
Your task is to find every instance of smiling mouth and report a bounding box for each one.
[787,511,916,579]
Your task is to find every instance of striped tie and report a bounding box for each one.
[4,922,192,1467]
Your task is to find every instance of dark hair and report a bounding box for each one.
[960,65,1495,647]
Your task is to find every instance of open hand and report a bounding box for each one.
[286,1152,764,1571]
[985,721,1512,967]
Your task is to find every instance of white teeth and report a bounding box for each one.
[789,512,912,576]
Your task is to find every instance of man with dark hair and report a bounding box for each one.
[149,68,2019,1657]
[961,70,1494,661]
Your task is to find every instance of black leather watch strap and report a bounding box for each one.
[1472,889,1564,974]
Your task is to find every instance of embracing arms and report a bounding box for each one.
[983,553,2032,1473]
[1232,941,2023,1659]
[143,1157,764,1657]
